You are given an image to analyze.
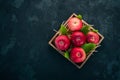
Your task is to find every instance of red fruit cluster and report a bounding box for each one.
[55,17,100,63]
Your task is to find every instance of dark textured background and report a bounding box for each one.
[0,0,120,80]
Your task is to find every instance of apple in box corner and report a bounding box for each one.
[87,31,100,44]
[70,47,86,63]
[67,17,83,31]
[55,35,70,50]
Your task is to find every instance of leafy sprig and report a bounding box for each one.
[92,29,99,33]
[59,24,68,35]
[81,25,90,35]
[82,43,96,54]
[64,51,69,59]
[76,14,82,20]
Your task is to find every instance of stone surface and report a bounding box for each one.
[0,0,120,80]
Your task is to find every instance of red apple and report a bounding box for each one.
[71,31,86,46]
[67,17,83,31]
[87,31,100,44]
[55,35,70,50]
[70,47,86,63]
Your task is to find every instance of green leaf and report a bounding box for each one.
[81,25,90,35]
[82,43,96,54]
[92,29,99,33]
[64,51,69,59]
[59,24,67,35]
[76,14,82,20]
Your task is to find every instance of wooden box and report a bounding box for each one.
[48,13,104,69]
